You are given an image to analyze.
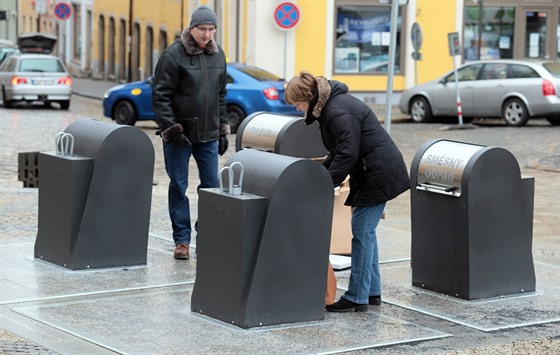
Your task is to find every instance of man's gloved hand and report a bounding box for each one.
[170,133,192,146]
[160,123,190,146]
[218,135,228,156]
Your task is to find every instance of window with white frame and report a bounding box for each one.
[334,3,404,74]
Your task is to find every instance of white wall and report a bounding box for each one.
[249,1,296,79]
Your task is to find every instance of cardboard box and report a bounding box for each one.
[329,184,386,255]
[330,185,352,255]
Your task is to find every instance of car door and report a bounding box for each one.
[429,63,481,117]
[472,63,510,117]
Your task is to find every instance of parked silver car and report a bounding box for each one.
[399,60,560,126]
[0,33,72,109]
[0,39,18,66]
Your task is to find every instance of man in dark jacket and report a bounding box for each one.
[286,70,410,312]
[152,5,230,260]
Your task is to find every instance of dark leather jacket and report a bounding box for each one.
[306,79,410,207]
[152,29,227,144]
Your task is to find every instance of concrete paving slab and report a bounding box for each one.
[0,240,195,304]
[0,188,453,354]
[335,261,560,332]
[12,285,451,354]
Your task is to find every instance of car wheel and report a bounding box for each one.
[2,87,13,108]
[226,105,245,133]
[409,96,432,123]
[546,116,560,126]
[113,100,137,126]
[502,98,528,126]
[59,100,70,110]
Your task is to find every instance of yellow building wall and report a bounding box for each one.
[292,1,458,92]
[92,0,233,77]
[292,1,405,92]
[240,0,249,63]
[415,0,457,84]
[293,1,327,78]
[92,0,187,75]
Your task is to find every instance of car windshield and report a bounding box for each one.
[542,62,560,78]
[19,58,65,73]
[236,66,282,81]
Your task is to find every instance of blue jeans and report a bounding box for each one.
[343,202,387,304]
[163,140,219,245]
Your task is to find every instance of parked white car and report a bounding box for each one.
[0,33,72,109]
[399,60,560,126]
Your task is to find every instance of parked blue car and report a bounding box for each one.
[102,62,303,132]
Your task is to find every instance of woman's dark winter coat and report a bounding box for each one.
[152,29,228,144]
[306,79,410,207]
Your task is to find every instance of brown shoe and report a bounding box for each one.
[174,244,189,260]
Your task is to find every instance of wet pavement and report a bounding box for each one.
[0,78,559,354]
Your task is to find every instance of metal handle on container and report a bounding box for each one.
[55,132,74,156]
[417,183,460,197]
[219,162,244,196]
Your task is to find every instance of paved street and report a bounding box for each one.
[0,80,559,354]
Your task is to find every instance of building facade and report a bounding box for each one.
[0,0,18,43]
[12,0,560,97]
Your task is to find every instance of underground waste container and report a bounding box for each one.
[34,119,154,270]
[191,148,334,328]
[410,139,535,300]
[235,112,327,158]
[236,112,352,254]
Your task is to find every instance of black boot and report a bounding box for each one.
[325,297,368,312]
[369,295,381,305]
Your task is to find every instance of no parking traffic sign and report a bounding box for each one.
[274,2,301,31]
[54,2,72,21]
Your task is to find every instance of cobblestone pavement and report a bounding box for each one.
[1,84,559,354]
[0,329,58,354]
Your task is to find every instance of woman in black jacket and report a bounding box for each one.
[285,70,410,312]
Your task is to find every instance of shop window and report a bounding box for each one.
[525,11,547,58]
[335,4,403,74]
[464,6,515,61]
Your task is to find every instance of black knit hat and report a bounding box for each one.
[189,5,218,29]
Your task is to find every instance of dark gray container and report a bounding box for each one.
[35,119,154,270]
[235,112,327,158]
[410,139,535,300]
[192,148,334,328]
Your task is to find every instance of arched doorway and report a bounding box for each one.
[98,15,105,78]
[118,19,126,81]
[109,17,115,80]
[145,26,153,78]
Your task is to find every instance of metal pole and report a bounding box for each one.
[284,31,287,80]
[384,0,400,134]
[453,58,463,125]
[477,0,483,60]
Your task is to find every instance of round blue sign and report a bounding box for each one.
[54,3,72,21]
[274,2,301,30]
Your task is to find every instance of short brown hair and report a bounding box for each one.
[285,70,317,105]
